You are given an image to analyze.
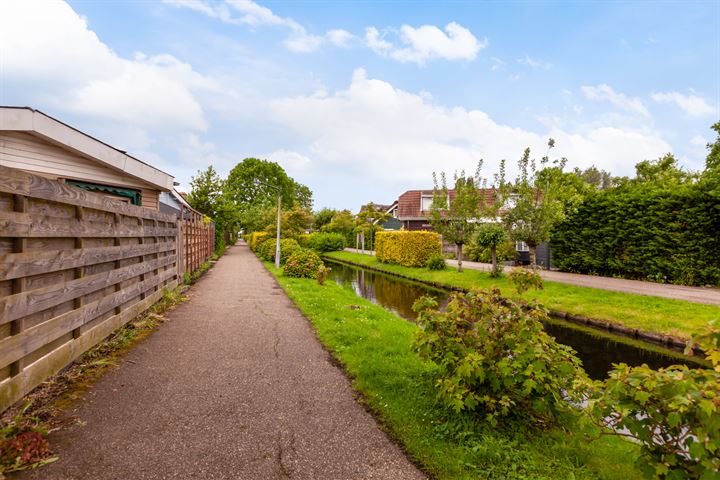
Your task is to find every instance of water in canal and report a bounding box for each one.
[327,261,704,380]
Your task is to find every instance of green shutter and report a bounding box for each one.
[65,180,142,206]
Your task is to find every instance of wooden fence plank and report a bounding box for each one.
[0,241,176,281]
[0,268,176,370]
[0,211,177,238]
[0,254,176,325]
[0,282,176,413]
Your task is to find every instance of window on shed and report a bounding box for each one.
[65,180,142,206]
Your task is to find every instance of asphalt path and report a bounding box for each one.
[17,244,424,480]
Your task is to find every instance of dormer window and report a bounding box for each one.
[421,195,433,212]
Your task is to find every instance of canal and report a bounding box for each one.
[326,260,705,380]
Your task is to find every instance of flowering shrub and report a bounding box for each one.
[376,231,441,267]
[587,322,720,478]
[413,288,588,428]
[283,248,324,279]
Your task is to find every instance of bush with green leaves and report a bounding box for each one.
[464,240,515,264]
[587,323,720,479]
[426,255,446,270]
[508,267,543,296]
[283,248,324,279]
[305,232,345,252]
[256,238,301,265]
[413,289,588,428]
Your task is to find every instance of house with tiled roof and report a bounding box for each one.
[394,188,499,231]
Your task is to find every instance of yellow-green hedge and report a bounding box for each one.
[375,231,442,267]
[248,231,271,251]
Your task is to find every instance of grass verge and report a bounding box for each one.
[269,264,642,480]
[325,251,718,339]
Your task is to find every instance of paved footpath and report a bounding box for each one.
[344,249,720,306]
[17,245,425,480]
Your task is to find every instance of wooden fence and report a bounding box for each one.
[0,166,180,412]
[179,205,214,276]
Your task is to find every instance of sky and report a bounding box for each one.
[1,0,718,210]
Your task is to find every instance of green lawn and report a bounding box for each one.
[325,251,719,339]
[268,263,641,480]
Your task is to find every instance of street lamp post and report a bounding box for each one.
[256,180,282,269]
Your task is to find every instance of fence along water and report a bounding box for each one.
[0,165,189,412]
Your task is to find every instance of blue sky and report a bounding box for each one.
[1,0,718,210]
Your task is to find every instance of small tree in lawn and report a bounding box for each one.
[355,203,391,252]
[501,140,575,267]
[474,223,507,276]
[430,164,485,272]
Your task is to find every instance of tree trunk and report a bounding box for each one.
[456,243,463,272]
[529,245,537,267]
[491,246,497,272]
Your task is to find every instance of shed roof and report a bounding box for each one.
[0,106,174,191]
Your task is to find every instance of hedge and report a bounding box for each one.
[375,231,442,267]
[247,231,271,252]
[256,238,302,265]
[550,183,720,286]
[305,232,345,252]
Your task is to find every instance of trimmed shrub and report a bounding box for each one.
[256,238,302,265]
[426,255,446,270]
[551,183,720,286]
[375,231,441,267]
[305,232,345,252]
[248,231,270,251]
[283,248,324,279]
[413,289,588,428]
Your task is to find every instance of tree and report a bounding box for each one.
[474,223,507,276]
[312,208,337,231]
[573,165,617,190]
[705,121,720,171]
[223,158,313,232]
[321,210,356,246]
[187,166,223,218]
[633,153,695,186]
[264,204,313,239]
[501,141,578,267]
[355,203,391,251]
[430,163,487,272]
[187,166,240,249]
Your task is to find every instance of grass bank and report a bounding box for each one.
[325,251,717,339]
[268,264,641,480]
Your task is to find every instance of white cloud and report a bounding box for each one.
[165,0,333,53]
[270,69,671,184]
[1,0,213,132]
[691,135,708,147]
[326,29,355,48]
[365,22,486,65]
[365,27,393,54]
[517,54,551,70]
[581,84,650,117]
[266,149,313,174]
[651,91,716,117]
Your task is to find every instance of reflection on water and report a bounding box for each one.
[328,261,450,320]
[327,261,704,380]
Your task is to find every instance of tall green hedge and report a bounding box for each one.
[551,183,720,286]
